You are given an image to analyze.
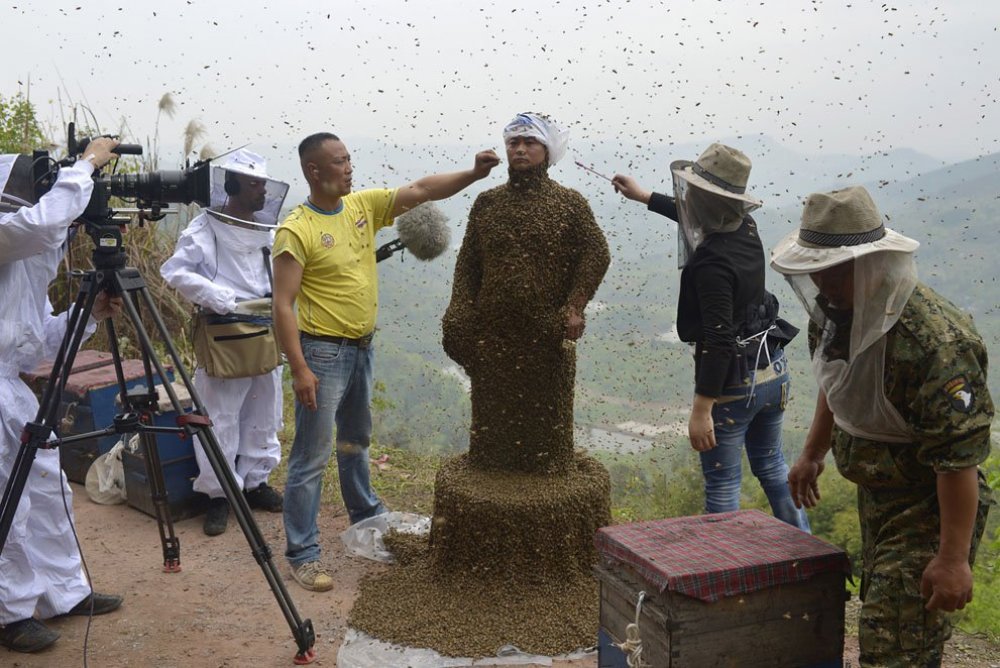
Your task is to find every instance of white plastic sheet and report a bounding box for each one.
[337,628,594,668]
[339,511,431,563]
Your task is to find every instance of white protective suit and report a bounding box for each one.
[0,158,98,624]
[160,150,285,499]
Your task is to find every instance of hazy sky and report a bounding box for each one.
[4,0,998,172]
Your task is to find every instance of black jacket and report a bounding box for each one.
[649,192,796,397]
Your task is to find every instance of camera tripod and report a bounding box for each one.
[0,220,316,664]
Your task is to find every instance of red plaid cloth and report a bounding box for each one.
[595,509,850,603]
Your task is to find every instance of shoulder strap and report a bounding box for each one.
[261,246,273,296]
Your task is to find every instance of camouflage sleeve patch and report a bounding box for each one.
[911,341,994,471]
[942,375,975,414]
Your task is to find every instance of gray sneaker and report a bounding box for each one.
[290,561,333,592]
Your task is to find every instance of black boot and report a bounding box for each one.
[245,482,283,512]
[0,618,59,653]
[203,497,229,536]
[57,592,124,617]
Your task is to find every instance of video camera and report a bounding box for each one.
[25,122,212,266]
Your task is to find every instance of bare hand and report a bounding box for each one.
[688,406,716,452]
[84,137,120,169]
[788,455,825,509]
[564,307,585,340]
[611,174,652,204]
[472,150,502,178]
[292,367,320,411]
[921,555,974,612]
[91,291,124,321]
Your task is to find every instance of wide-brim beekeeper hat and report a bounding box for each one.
[210,148,289,228]
[670,142,763,208]
[771,185,918,275]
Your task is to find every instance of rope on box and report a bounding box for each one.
[614,589,649,668]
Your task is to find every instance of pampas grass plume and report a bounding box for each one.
[157,93,176,119]
[183,120,206,157]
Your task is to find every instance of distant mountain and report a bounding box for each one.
[867,152,1000,201]
[293,136,1000,450]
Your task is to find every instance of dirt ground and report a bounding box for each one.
[5,485,593,668]
[6,486,1000,668]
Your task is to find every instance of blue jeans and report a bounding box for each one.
[699,353,811,532]
[284,335,386,566]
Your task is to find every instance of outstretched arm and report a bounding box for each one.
[391,150,500,217]
[611,174,678,222]
[611,174,652,205]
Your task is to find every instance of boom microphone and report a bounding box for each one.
[376,201,450,263]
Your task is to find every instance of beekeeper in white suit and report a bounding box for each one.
[161,149,289,536]
[0,139,124,654]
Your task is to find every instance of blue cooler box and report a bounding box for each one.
[23,352,171,484]
[121,381,207,521]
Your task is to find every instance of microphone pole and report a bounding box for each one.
[375,238,405,263]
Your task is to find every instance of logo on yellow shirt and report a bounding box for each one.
[321,233,335,248]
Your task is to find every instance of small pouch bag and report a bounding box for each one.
[193,302,280,378]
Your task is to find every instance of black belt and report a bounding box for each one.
[301,331,375,349]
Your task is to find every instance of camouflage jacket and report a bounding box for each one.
[810,283,994,490]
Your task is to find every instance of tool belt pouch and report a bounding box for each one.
[193,310,280,379]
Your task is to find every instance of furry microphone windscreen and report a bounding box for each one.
[395,201,450,260]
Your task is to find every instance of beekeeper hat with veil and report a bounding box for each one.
[771,185,920,441]
[197,148,288,269]
[162,149,290,318]
[208,147,288,229]
[670,142,763,268]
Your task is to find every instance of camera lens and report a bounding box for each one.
[103,162,211,207]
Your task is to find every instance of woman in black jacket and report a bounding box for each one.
[613,143,808,530]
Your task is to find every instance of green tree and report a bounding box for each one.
[0,92,45,154]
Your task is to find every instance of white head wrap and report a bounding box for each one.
[502,113,569,166]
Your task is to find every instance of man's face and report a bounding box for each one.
[810,260,855,310]
[505,136,548,171]
[307,139,353,198]
[232,173,267,212]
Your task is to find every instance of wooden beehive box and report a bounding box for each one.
[595,510,850,668]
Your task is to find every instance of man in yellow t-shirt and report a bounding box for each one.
[273,132,500,592]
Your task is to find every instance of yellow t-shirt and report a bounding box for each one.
[273,188,397,338]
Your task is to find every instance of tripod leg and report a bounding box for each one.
[1,276,101,555]
[0,427,42,554]
[114,268,316,663]
[105,301,182,573]
[139,427,181,572]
